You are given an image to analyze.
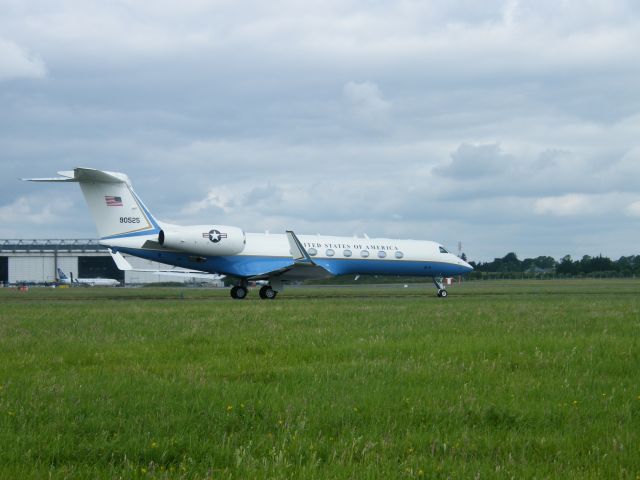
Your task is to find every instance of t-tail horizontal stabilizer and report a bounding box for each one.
[22,168,131,185]
[23,167,159,240]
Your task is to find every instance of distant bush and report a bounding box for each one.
[470,253,640,277]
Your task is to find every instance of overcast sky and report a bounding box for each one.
[2,0,639,262]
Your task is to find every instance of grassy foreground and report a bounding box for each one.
[0,280,639,479]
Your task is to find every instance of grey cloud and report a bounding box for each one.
[242,184,283,207]
[534,149,570,170]
[435,143,513,179]
[0,38,46,80]
[2,1,640,261]
[342,81,390,122]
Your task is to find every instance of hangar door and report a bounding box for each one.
[78,256,124,283]
[0,257,7,284]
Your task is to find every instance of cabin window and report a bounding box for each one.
[308,247,317,256]
[395,251,404,259]
[360,250,370,258]
[378,251,387,258]
[439,246,449,254]
[326,248,335,257]
[343,249,352,257]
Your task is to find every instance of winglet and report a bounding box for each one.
[286,230,314,264]
[108,248,133,271]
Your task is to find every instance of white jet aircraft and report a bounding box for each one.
[26,168,473,299]
[56,268,120,287]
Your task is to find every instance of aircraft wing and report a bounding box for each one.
[247,231,334,282]
[109,249,225,280]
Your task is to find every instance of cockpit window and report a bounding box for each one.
[439,246,449,254]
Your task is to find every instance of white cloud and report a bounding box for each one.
[0,196,73,236]
[180,187,236,216]
[626,201,640,217]
[0,39,46,80]
[534,194,592,216]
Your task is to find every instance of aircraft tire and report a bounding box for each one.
[437,289,448,298]
[230,286,248,299]
[259,285,277,300]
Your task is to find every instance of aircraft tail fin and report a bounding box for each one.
[24,168,161,240]
[57,268,68,280]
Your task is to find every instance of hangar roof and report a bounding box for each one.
[0,239,106,253]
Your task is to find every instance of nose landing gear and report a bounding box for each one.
[433,277,448,298]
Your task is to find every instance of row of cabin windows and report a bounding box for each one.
[307,247,404,259]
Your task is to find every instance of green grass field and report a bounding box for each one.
[1,280,639,479]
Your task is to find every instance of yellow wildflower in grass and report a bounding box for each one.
[572,400,578,406]
[151,442,158,449]
[226,405,233,412]
[418,469,424,476]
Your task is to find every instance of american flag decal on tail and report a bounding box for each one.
[105,196,123,207]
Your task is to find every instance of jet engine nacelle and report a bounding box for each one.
[158,225,246,256]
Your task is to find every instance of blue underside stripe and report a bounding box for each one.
[101,229,158,240]
[112,246,471,279]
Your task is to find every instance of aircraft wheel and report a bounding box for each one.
[259,285,277,300]
[437,289,448,298]
[230,286,248,299]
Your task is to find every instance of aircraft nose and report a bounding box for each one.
[458,259,473,273]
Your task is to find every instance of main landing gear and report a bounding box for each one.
[258,285,277,300]
[433,277,448,298]
[230,285,248,299]
[229,281,279,300]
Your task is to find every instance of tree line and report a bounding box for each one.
[467,252,640,278]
